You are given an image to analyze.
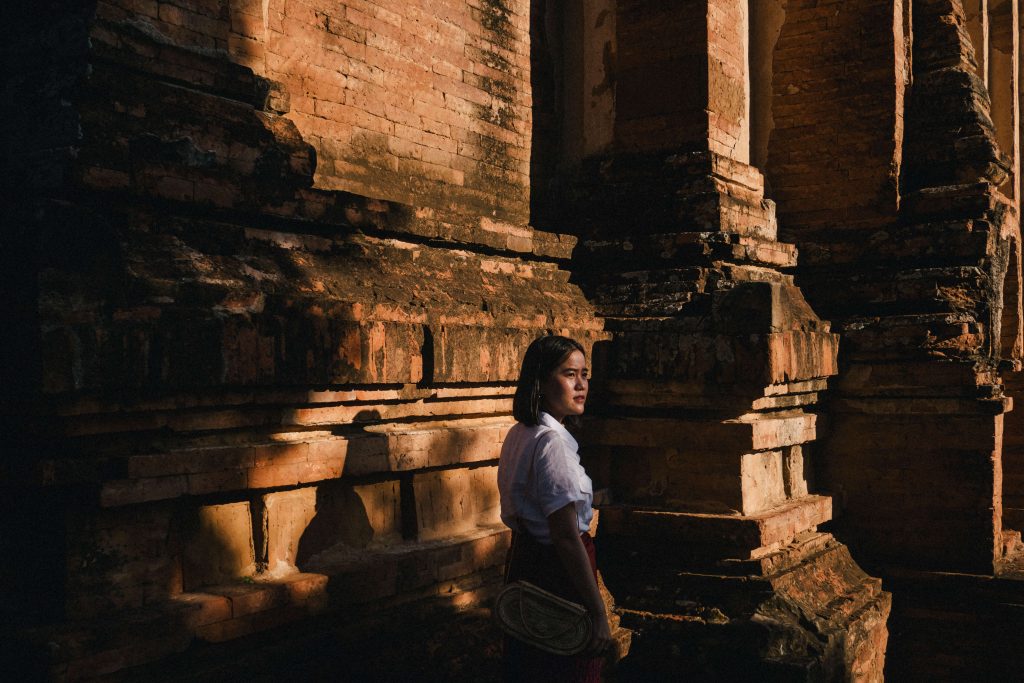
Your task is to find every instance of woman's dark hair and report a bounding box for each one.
[512,335,586,425]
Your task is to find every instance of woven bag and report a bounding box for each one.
[493,579,593,656]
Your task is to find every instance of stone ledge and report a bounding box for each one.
[577,232,797,270]
[599,495,832,558]
[587,412,819,452]
[593,378,828,411]
[55,394,515,440]
[832,396,1011,415]
[306,524,510,602]
[51,384,516,419]
[37,417,513,505]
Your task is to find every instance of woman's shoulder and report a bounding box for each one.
[504,421,567,448]
[534,426,577,458]
[507,418,554,433]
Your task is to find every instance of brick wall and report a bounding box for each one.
[97,0,532,224]
[261,0,532,223]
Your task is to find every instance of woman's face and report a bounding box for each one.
[540,350,589,422]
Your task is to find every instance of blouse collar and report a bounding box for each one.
[538,411,579,452]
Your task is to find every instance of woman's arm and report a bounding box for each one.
[547,503,614,658]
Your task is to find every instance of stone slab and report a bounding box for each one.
[599,495,833,557]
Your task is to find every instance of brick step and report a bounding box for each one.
[18,526,509,681]
[818,576,888,624]
[305,524,509,603]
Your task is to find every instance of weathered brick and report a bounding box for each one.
[412,465,500,541]
[183,503,256,590]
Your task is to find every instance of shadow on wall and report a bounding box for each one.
[296,483,377,563]
[177,410,393,587]
[294,409,396,570]
[528,0,617,234]
[178,408,508,592]
[297,407,509,569]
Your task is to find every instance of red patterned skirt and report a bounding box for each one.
[501,531,603,683]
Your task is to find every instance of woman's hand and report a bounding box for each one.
[586,612,615,659]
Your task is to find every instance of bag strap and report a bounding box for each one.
[504,523,521,583]
[507,512,533,581]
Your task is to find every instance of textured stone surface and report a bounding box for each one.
[183,502,257,591]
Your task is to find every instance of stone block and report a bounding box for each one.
[262,488,317,576]
[596,326,835,389]
[195,605,306,643]
[204,582,286,618]
[383,424,504,470]
[432,325,542,383]
[600,495,833,559]
[352,480,404,542]
[278,572,329,607]
[305,525,508,604]
[170,593,233,628]
[783,445,810,499]
[433,325,604,383]
[413,466,500,541]
[739,450,788,515]
[294,480,403,564]
[587,413,817,454]
[183,502,256,590]
[608,445,799,516]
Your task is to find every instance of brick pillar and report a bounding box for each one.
[560,1,891,679]
[775,0,1019,577]
[762,1,1024,679]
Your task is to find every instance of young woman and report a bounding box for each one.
[497,335,614,682]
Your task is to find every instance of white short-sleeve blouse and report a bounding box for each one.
[497,411,594,544]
